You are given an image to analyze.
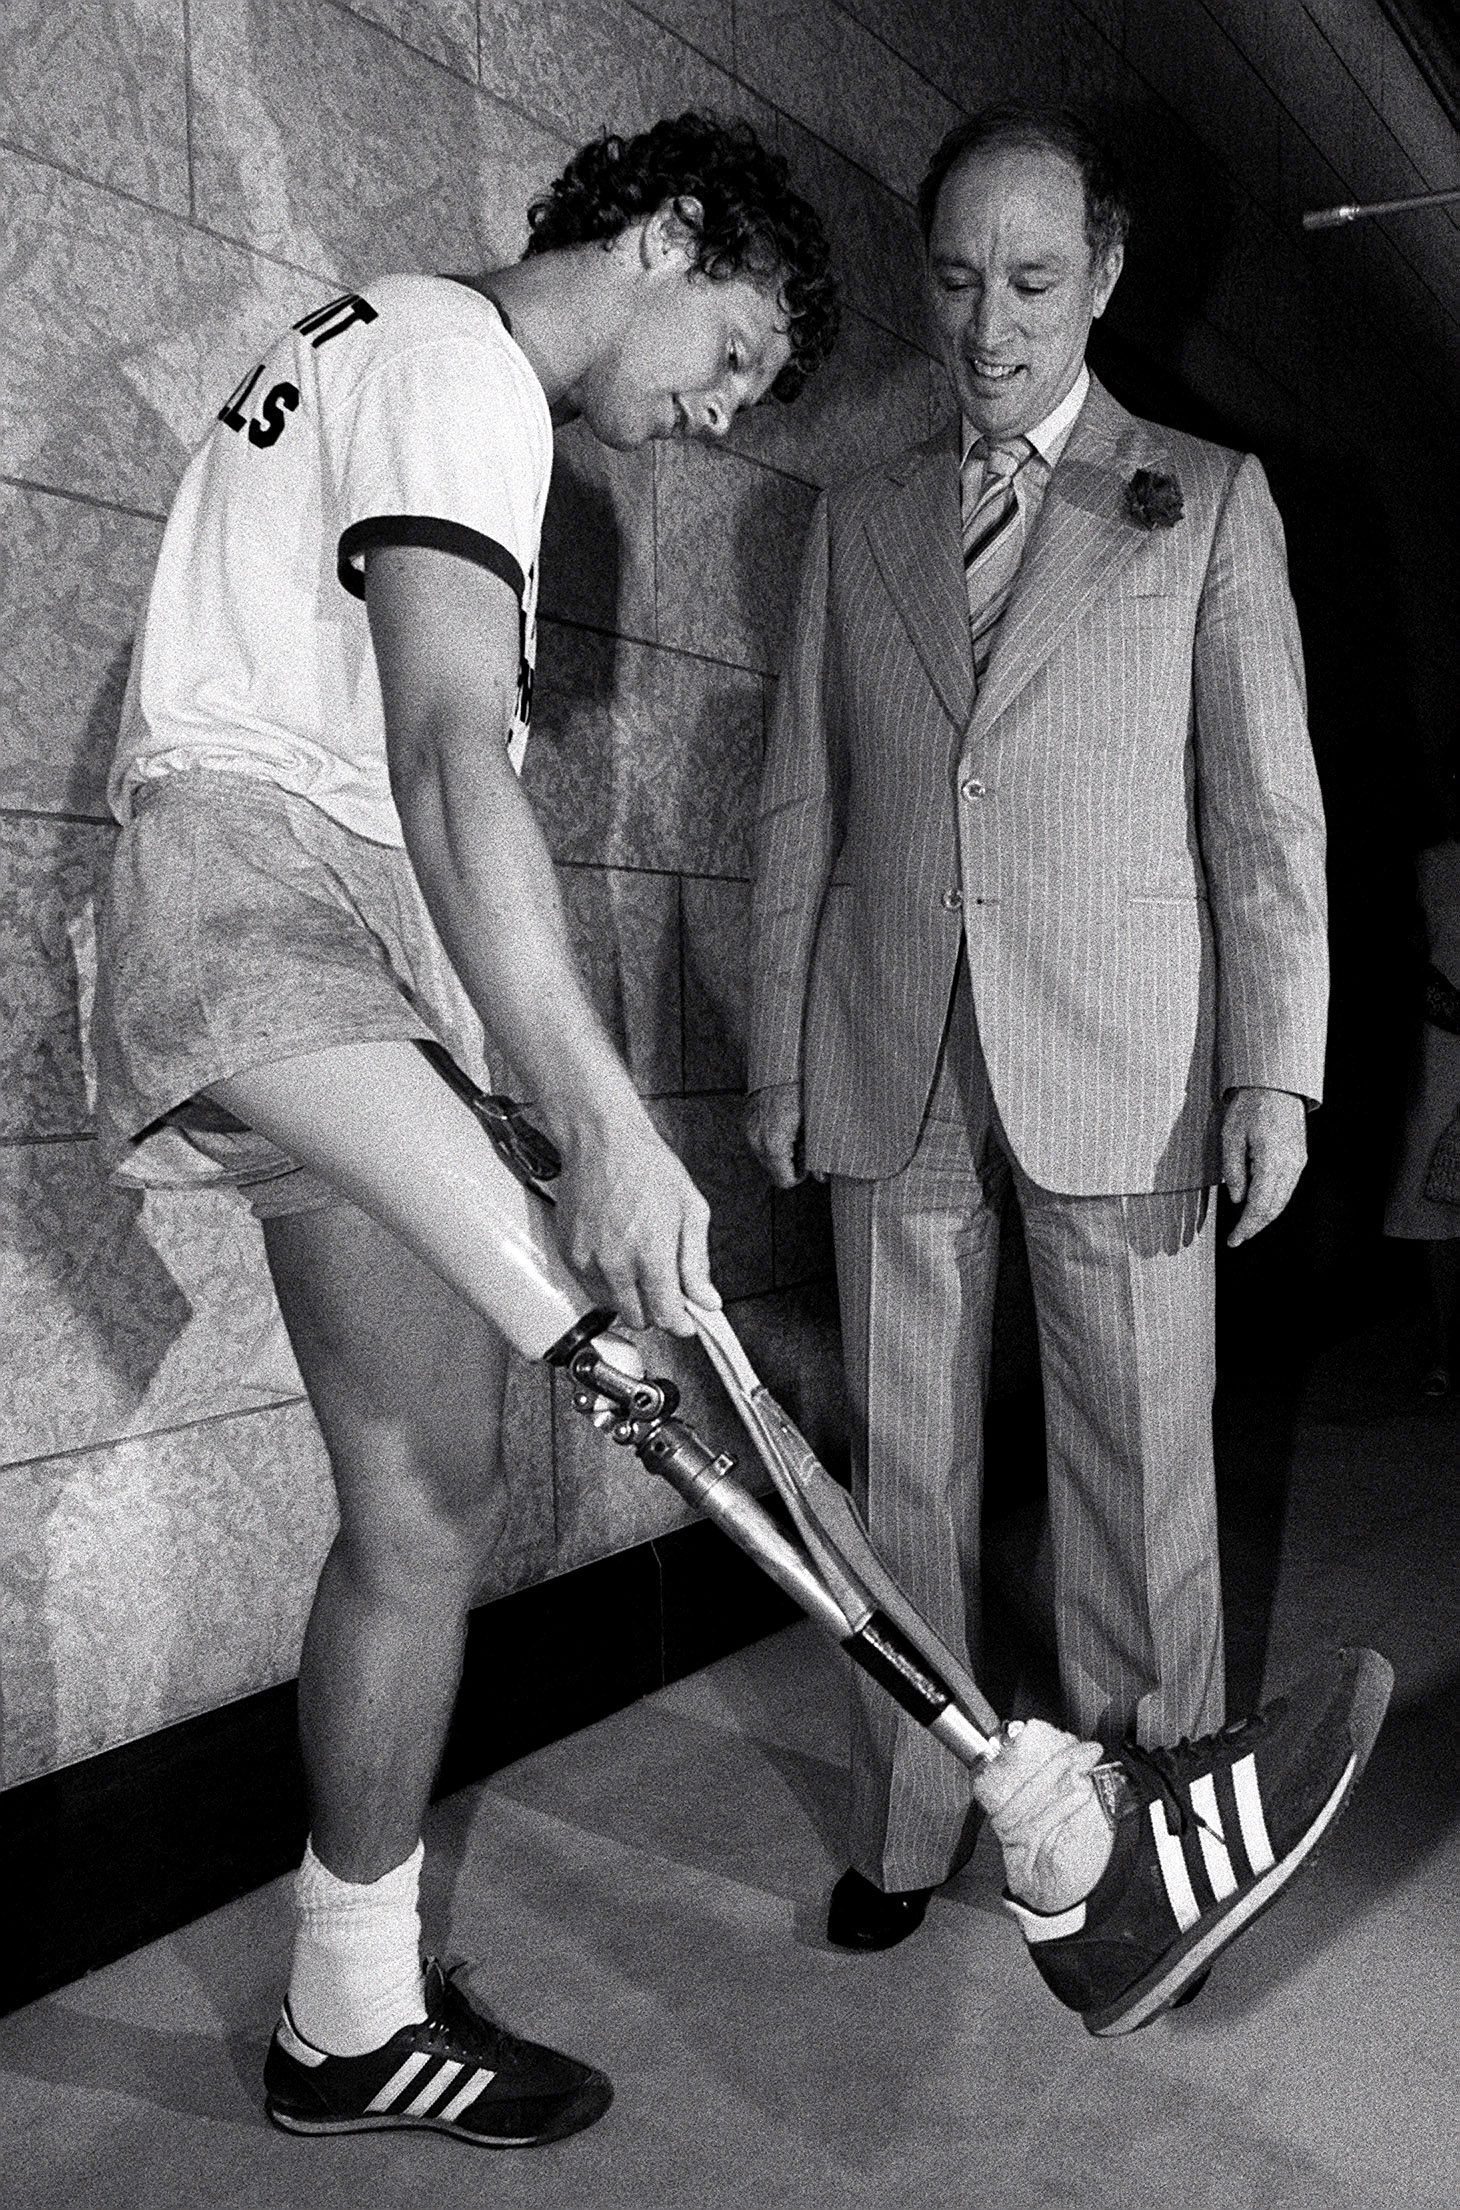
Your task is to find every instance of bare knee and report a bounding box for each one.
[328,1438,507,1611]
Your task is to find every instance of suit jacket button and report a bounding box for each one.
[942,888,964,910]
[961,778,986,800]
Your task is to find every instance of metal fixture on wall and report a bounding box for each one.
[1302,185,1460,229]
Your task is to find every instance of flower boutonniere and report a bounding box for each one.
[1125,467,1184,529]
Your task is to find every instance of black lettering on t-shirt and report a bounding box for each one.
[218,362,264,432]
[516,600,533,732]
[248,381,301,448]
[294,293,379,350]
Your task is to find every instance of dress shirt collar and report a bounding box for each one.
[960,362,1090,473]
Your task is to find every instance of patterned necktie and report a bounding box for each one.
[962,435,1034,684]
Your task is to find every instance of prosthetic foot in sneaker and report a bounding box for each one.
[1004,1646,1393,2035]
[264,1957,613,2145]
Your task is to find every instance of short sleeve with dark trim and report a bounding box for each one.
[329,302,551,610]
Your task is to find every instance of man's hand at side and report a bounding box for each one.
[746,1082,808,1190]
[1221,1086,1307,1247]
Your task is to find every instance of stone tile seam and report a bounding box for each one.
[1187,0,1451,182]
[0,130,931,440]
[502,16,929,242]
[319,0,483,90]
[0,833,750,886]
[0,1393,312,1478]
[704,442,822,501]
[182,0,196,224]
[555,858,749,885]
[0,807,115,831]
[0,134,347,297]
[650,417,662,649]
[803,0,1041,132]
[622,0,739,88]
[770,106,925,227]
[770,1263,836,1294]
[676,874,689,1102]
[0,472,167,531]
[542,609,776,683]
[1292,0,1457,182]
[0,1131,93,1150]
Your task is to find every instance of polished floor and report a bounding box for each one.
[3,1330,1457,2210]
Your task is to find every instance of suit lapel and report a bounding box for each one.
[968,377,1174,739]
[864,425,973,728]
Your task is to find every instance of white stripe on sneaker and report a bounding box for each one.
[1189,1773,1238,1900]
[1232,1752,1276,1875]
[366,2051,432,2112]
[1092,1751,1360,2036]
[439,2067,497,2123]
[403,2059,464,2116]
[1149,1801,1201,1931]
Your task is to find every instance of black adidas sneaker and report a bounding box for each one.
[263,1958,613,2145]
[1005,1645,1393,2035]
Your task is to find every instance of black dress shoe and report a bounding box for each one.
[825,1866,934,1951]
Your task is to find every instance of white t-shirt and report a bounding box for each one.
[110,273,553,846]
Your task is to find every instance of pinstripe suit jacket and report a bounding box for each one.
[748,375,1328,1193]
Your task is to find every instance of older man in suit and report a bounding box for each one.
[746,106,1326,1951]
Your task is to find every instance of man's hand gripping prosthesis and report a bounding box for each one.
[424,1043,1395,2039]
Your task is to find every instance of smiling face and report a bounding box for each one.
[579,224,794,452]
[927,140,1122,441]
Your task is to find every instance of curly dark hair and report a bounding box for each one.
[918,104,1131,268]
[525,111,839,402]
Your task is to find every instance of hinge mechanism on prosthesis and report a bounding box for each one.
[565,1344,744,1515]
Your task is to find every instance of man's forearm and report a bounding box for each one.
[396,753,648,1147]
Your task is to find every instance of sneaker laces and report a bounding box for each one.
[420,1958,507,2064]
[1118,1705,1274,1844]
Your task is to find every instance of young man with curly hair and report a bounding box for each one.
[93,112,836,2148]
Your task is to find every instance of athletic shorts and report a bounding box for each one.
[92,770,493,1218]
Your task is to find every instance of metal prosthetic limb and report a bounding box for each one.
[386,1051,1011,1776]
[412,1044,1017,1775]
[556,1332,1003,1769]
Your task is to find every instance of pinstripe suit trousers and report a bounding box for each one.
[830,961,1224,1890]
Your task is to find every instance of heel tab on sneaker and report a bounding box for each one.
[1003,1892,1088,1942]
[277,2008,329,2067]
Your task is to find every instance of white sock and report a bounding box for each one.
[974,1720,1115,1914]
[286,1839,429,2057]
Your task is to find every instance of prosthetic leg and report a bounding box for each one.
[415,1042,1009,1761]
